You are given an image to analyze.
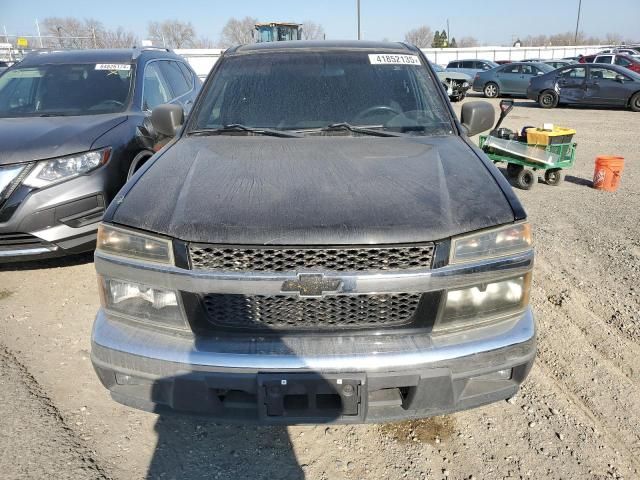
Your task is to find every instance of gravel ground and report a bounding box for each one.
[0,96,639,480]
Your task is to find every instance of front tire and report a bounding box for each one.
[544,168,564,186]
[515,168,537,190]
[484,82,499,98]
[630,92,640,112]
[539,90,558,109]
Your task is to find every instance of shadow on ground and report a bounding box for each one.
[147,416,303,480]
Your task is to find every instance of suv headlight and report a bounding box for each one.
[97,223,174,264]
[435,222,534,332]
[434,273,531,333]
[450,222,532,264]
[98,276,188,331]
[23,148,111,188]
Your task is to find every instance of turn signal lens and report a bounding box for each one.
[97,223,174,264]
[451,223,532,264]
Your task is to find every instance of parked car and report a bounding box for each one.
[527,63,640,111]
[473,62,554,98]
[431,63,471,101]
[495,60,513,65]
[0,60,12,74]
[0,48,201,262]
[580,54,640,74]
[446,59,499,77]
[543,59,576,69]
[597,48,640,56]
[90,40,536,423]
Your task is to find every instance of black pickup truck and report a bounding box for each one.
[91,41,535,424]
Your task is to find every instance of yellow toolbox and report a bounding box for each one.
[525,126,576,145]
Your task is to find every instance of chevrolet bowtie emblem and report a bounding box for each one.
[281,273,343,298]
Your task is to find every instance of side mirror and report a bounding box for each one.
[615,74,626,83]
[537,70,545,75]
[151,103,184,137]
[460,101,495,137]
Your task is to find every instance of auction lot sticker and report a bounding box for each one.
[369,54,420,65]
[95,64,131,71]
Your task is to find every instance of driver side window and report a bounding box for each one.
[142,63,172,111]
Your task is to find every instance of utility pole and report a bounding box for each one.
[35,19,44,48]
[357,0,361,40]
[574,0,582,45]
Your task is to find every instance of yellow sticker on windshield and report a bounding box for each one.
[95,64,131,71]
[368,54,420,65]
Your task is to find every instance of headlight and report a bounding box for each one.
[97,223,174,264]
[23,148,111,188]
[434,273,531,333]
[450,222,532,264]
[98,276,188,331]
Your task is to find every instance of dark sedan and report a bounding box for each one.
[0,48,201,262]
[473,62,554,98]
[527,63,640,111]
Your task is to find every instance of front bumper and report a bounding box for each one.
[0,170,109,263]
[91,307,536,423]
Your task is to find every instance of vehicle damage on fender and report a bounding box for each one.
[91,41,536,424]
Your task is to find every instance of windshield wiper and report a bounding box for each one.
[189,124,302,138]
[319,123,405,137]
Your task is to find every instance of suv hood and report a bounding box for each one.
[110,136,515,245]
[0,114,127,165]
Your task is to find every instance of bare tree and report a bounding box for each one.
[41,16,137,49]
[192,36,217,48]
[301,21,325,40]
[101,27,138,48]
[604,32,623,45]
[41,17,100,48]
[220,16,257,47]
[148,20,196,48]
[457,36,478,48]
[404,26,433,48]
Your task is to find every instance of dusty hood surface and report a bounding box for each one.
[437,71,472,82]
[110,135,515,245]
[0,114,127,165]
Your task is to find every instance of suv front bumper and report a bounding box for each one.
[91,307,536,424]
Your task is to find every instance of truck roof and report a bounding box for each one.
[234,40,415,54]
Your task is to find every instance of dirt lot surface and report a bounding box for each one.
[1,97,639,480]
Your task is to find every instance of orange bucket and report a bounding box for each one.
[593,156,624,192]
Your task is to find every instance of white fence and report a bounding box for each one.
[176,45,607,79]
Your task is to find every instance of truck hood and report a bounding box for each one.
[0,114,127,165]
[110,136,515,245]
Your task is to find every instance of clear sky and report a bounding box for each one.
[2,0,639,46]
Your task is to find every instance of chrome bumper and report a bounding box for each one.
[91,308,535,423]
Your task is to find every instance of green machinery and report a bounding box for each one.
[254,22,303,43]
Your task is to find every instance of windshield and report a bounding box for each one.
[0,63,133,117]
[191,51,453,135]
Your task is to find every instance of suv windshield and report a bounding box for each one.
[0,63,133,117]
[191,51,453,135]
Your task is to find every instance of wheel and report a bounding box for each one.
[538,90,558,109]
[484,82,499,98]
[630,92,640,112]
[544,168,564,186]
[515,168,537,190]
[127,150,154,180]
[507,163,523,177]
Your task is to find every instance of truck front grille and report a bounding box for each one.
[189,244,435,272]
[201,293,422,331]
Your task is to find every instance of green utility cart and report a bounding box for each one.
[477,100,577,190]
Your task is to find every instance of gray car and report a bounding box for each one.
[431,63,471,101]
[445,59,498,77]
[473,62,555,98]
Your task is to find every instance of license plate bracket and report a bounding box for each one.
[257,373,365,422]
